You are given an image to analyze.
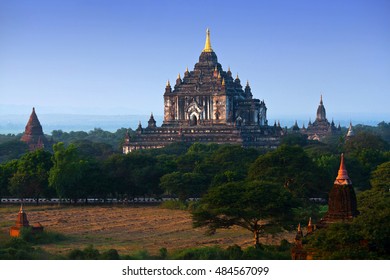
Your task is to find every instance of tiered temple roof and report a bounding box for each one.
[304,96,341,140]
[123,29,283,153]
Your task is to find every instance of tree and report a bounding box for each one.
[105,154,133,199]
[248,145,324,198]
[8,149,53,203]
[343,131,389,190]
[192,181,296,246]
[160,171,206,202]
[48,143,88,202]
[370,161,390,192]
[0,140,29,163]
[0,160,17,201]
[198,145,261,187]
[105,152,164,200]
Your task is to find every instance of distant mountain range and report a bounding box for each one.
[0,113,388,135]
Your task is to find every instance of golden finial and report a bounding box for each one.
[214,65,218,72]
[185,66,189,72]
[222,78,225,86]
[177,73,181,80]
[217,72,221,79]
[308,217,312,227]
[166,80,170,87]
[203,28,213,52]
[236,73,239,80]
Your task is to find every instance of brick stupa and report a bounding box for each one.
[319,153,359,226]
[9,205,43,237]
[20,107,49,151]
[291,154,359,259]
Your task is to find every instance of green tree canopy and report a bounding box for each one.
[48,143,88,201]
[8,149,53,202]
[0,160,18,200]
[0,140,29,163]
[160,171,206,202]
[248,145,324,198]
[192,181,297,246]
[370,161,390,192]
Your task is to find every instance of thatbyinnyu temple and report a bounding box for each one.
[123,29,283,153]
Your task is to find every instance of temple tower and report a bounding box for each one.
[346,122,355,138]
[316,95,327,122]
[319,154,359,226]
[305,96,340,141]
[20,107,49,151]
[9,205,43,237]
[162,29,267,127]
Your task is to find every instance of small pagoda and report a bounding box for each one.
[9,205,44,237]
[20,107,49,151]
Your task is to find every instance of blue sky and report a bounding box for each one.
[1,0,389,124]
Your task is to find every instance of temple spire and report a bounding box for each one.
[203,28,213,52]
[347,121,355,137]
[307,217,315,234]
[335,153,351,184]
[320,94,323,105]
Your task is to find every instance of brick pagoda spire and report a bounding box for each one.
[9,204,44,237]
[20,107,49,151]
[319,153,359,226]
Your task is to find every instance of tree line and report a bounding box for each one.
[0,130,388,204]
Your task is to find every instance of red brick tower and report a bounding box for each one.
[319,153,359,226]
[9,205,44,237]
[20,107,49,151]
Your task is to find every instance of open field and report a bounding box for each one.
[0,205,295,255]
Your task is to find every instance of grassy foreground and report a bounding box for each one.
[0,205,294,257]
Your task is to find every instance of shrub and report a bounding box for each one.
[171,246,228,260]
[101,249,120,260]
[226,245,243,260]
[159,247,168,259]
[160,200,188,210]
[68,245,101,260]
[20,228,67,244]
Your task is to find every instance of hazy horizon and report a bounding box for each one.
[0,111,388,135]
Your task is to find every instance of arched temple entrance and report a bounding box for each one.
[190,115,198,126]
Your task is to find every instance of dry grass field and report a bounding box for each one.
[0,205,294,256]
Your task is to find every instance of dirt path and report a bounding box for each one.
[0,205,294,255]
